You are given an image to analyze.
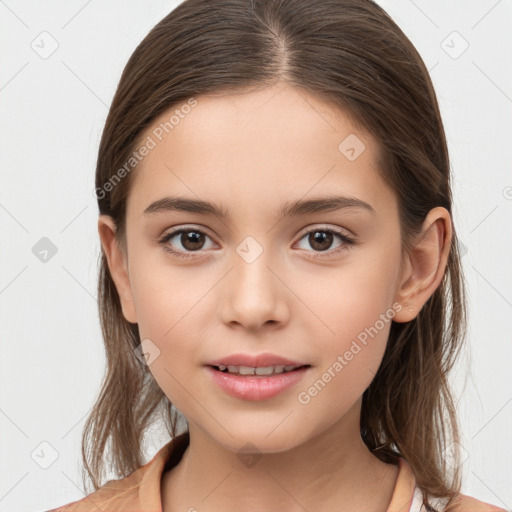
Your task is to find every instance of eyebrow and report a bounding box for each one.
[143,194,375,219]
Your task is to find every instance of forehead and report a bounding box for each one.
[126,84,395,221]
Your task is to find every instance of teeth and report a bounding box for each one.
[216,364,301,375]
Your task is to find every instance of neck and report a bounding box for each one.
[161,401,398,512]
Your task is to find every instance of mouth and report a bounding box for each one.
[209,364,311,376]
[205,363,312,401]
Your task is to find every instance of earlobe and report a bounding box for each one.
[393,207,452,323]
[97,215,138,324]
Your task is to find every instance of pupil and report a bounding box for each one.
[182,231,204,250]
[310,231,332,251]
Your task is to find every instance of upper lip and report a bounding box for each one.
[205,353,309,368]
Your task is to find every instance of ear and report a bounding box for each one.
[97,215,138,324]
[393,207,452,323]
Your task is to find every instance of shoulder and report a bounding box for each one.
[444,493,508,512]
[46,438,184,512]
[43,471,143,511]
[400,459,507,512]
[43,435,185,512]
[417,489,508,512]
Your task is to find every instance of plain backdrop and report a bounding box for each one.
[0,1,511,511]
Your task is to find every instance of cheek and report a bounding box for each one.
[299,250,399,344]
[132,266,211,360]
[294,244,401,391]
[128,238,212,340]
[293,280,395,424]
[128,258,218,410]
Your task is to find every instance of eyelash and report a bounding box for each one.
[157,225,356,260]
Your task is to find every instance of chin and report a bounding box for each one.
[203,423,311,457]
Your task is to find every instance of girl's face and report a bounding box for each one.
[106,84,409,453]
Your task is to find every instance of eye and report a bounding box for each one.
[295,226,356,258]
[157,227,216,259]
[157,225,356,260]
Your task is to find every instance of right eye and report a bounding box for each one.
[157,227,217,259]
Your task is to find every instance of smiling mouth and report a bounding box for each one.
[210,364,310,376]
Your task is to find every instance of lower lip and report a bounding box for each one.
[205,366,310,401]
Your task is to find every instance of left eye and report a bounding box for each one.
[295,227,355,256]
[158,226,355,259]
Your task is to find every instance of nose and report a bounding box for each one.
[219,242,289,332]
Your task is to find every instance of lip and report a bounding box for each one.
[205,365,310,401]
[205,353,307,367]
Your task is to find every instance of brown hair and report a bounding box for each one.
[84,0,468,509]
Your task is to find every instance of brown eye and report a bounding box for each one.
[308,231,334,252]
[158,228,215,259]
[179,231,206,251]
[295,226,355,258]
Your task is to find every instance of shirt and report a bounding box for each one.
[47,432,506,512]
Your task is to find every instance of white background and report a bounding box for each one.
[0,1,511,511]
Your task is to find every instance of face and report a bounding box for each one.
[106,84,409,453]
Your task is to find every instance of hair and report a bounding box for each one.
[83,0,468,509]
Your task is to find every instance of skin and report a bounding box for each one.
[98,82,452,512]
